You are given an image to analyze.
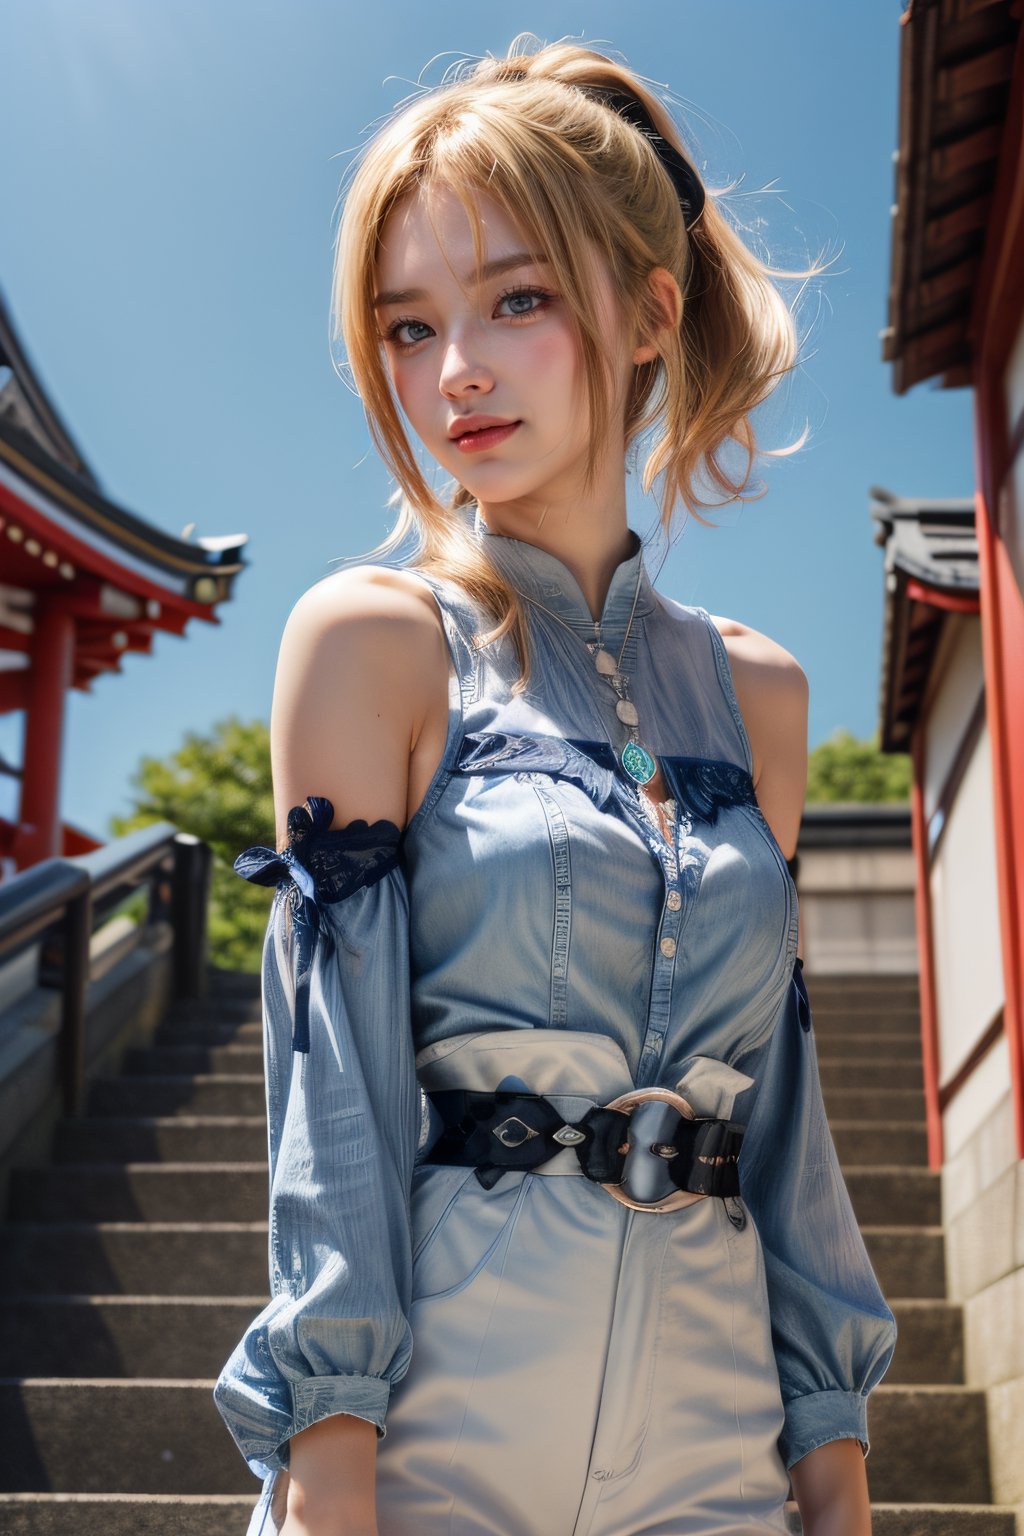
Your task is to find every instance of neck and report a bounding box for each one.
[476,494,634,623]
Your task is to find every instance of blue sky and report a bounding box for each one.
[1,0,973,838]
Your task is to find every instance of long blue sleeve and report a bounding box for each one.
[213,801,421,1480]
[735,964,898,1470]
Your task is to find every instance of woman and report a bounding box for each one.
[215,38,897,1536]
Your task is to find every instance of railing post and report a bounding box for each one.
[60,885,92,1116]
[172,834,212,1000]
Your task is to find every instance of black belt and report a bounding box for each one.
[425,1087,744,1204]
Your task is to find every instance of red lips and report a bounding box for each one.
[447,414,519,440]
[449,417,522,454]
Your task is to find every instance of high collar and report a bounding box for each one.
[468,504,656,642]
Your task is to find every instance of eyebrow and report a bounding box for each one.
[373,252,549,309]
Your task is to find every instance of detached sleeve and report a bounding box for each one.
[735,961,898,1471]
[212,798,421,1480]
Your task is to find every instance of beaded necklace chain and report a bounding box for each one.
[513,562,678,841]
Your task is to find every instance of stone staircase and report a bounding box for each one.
[0,970,1017,1533]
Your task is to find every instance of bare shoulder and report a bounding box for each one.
[709,615,808,698]
[271,565,449,840]
[284,563,444,645]
[708,614,809,861]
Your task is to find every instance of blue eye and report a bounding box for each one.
[496,286,552,318]
[386,318,433,348]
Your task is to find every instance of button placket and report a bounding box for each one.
[635,820,685,1082]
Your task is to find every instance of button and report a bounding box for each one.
[660,936,677,959]
[666,890,682,912]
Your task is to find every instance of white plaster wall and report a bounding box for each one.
[943,1033,1011,1161]
[929,723,1005,1084]
[922,616,984,824]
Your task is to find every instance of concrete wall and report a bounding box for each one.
[921,607,1021,1506]
[943,1083,1024,1508]
[798,823,914,976]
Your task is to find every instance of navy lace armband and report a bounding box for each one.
[234,796,402,1052]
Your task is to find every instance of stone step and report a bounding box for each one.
[0,1381,253,1494]
[0,1381,988,1500]
[162,997,261,1028]
[0,1224,268,1296]
[0,1495,260,1536]
[124,1044,264,1076]
[823,1086,925,1122]
[818,1059,923,1091]
[862,1226,946,1299]
[807,1008,920,1036]
[54,1116,267,1165]
[786,1507,1019,1536]
[866,1386,991,1503]
[87,1075,265,1118]
[887,1301,964,1385]
[2,1499,1014,1536]
[9,1165,266,1224]
[0,1297,263,1378]
[867,1510,1018,1536]
[156,1020,262,1047]
[844,1167,940,1227]
[207,969,262,1000]
[814,1032,923,1062]
[830,1120,927,1168]
[802,976,919,1000]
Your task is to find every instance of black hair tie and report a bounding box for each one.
[596,88,706,232]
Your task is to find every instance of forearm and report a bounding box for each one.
[278,1413,378,1536]
[789,1438,872,1536]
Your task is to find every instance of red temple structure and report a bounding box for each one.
[0,289,247,870]
[877,4,1024,1495]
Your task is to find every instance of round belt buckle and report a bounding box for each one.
[601,1087,705,1213]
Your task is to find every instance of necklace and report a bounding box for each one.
[513,560,661,789]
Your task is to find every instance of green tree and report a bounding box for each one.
[112,717,276,972]
[805,729,911,804]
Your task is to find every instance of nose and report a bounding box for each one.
[438,335,494,399]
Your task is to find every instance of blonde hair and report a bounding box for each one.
[332,36,814,685]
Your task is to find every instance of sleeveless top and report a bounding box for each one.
[213,507,896,1483]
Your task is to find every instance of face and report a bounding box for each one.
[374,185,638,521]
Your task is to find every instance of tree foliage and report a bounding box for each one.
[112,717,275,972]
[805,729,911,804]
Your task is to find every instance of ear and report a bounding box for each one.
[632,267,683,365]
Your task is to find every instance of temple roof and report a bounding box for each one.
[0,288,247,709]
[871,486,979,751]
[881,0,1021,393]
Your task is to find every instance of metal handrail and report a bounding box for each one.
[0,823,212,1114]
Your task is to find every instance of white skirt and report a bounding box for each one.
[373,1031,792,1536]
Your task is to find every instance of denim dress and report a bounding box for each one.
[214,508,897,1535]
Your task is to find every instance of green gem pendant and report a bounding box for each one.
[621,740,657,786]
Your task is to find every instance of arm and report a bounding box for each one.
[214,567,450,1536]
[734,931,896,1528]
[712,615,808,861]
[716,617,893,1527]
[789,1439,873,1536]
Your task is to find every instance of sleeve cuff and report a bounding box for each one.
[292,1373,391,1440]
[779,1389,870,1470]
[214,1372,391,1480]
